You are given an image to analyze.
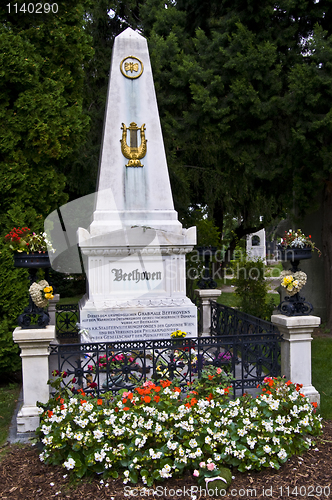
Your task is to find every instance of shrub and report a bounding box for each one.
[0,245,29,375]
[231,257,275,320]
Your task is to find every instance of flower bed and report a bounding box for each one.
[37,368,322,493]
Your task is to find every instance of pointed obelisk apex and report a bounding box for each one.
[90,27,182,235]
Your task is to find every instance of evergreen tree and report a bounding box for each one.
[0,0,94,374]
[139,1,332,257]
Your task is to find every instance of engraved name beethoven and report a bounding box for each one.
[112,268,162,282]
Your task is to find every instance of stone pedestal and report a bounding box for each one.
[195,289,222,336]
[271,314,320,405]
[13,326,55,432]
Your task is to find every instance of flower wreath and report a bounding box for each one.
[280,270,307,296]
[29,280,54,308]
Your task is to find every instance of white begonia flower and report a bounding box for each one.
[95,450,106,462]
[237,428,247,437]
[63,458,76,470]
[189,439,198,448]
[93,429,104,441]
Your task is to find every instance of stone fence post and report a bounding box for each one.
[48,293,60,326]
[13,325,56,433]
[194,289,221,336]
[271,314,320,405]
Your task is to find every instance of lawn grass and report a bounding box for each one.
[58,294,84,306]
[216,291,280,310]
[217,292,240,308]
[0,383,21,446]
[312,337,332,420]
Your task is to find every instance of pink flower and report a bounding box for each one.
[199,462,206,468]
[207,463,215,471]
[216,367,222,374]
[193,470,199,477]
[88,365,93,371]
[143,381,154,388]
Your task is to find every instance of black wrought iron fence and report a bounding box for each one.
[55,303,79,338]
[210,301,280,336]
[49,331,282,398]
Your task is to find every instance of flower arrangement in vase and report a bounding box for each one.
[4,226,55,254]
[5,227,55,327]
[278,229,321,264]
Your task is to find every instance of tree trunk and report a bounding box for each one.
[322,175,332,329]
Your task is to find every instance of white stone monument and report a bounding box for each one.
[78,28,197,342]
[246,229,266,264]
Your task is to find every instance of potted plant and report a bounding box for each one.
[170,329,187,347]
[4,226,55,267]
[278,229,321,270]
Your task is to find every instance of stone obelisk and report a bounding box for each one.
[78,28,197,342]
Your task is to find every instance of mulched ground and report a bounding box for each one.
[0,421,331,500]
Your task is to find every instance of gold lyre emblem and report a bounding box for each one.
[124,62,139,73]
[120,56,144,79]
[120,122,147,167]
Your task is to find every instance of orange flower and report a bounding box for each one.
[154,386,161,392]
[185,402,191,408]
[144,396,151,403]
[60,398,64,404]
[154,395,160,403]
[286,380,292,386]
[174,387,181,393]
[190,398,198,406]
[80,399,87,405]
[206,393,213,402]
[208,375,214,380]
[312,402,318,408]
[48,410,53,418]
[60,404,65,410]
[123,398,128,404]
[160,380,171,388]
[123,407,130,411]
[127,392,133,399]
[97,399,103,405]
